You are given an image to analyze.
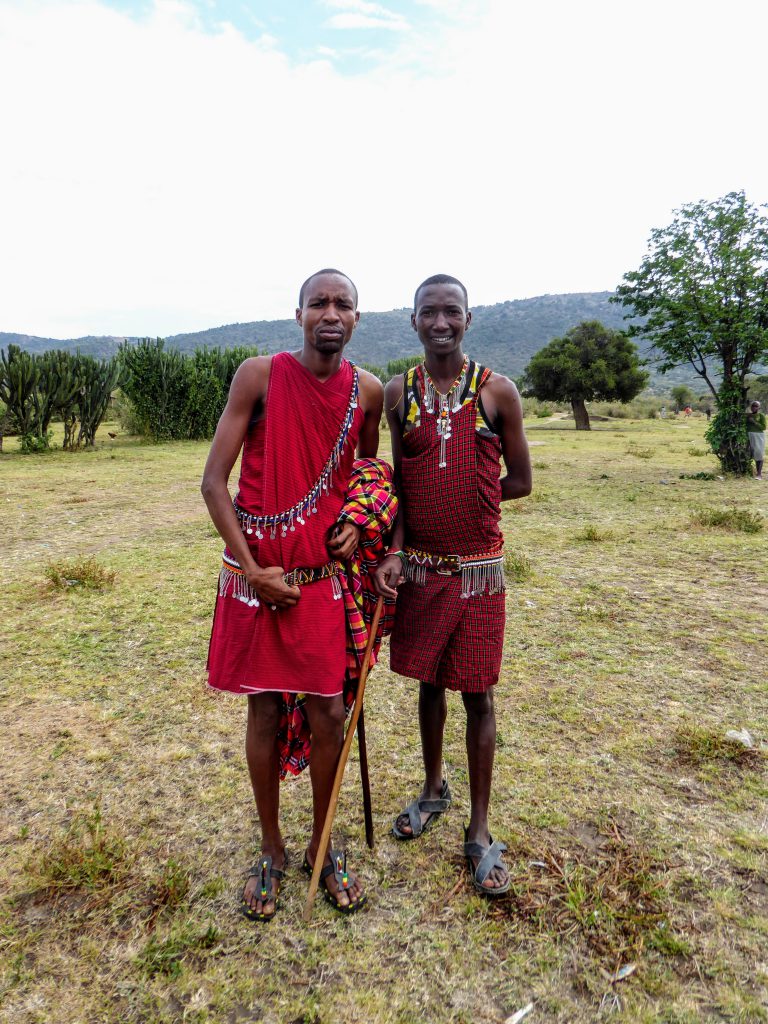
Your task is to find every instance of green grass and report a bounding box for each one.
[1,416,767,1023]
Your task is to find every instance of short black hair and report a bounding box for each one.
[413,274,468,312]
[298,268,358,309]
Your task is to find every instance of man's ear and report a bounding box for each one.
[353,310,360,328]
[465,310,472,330]
[411,313,417,331]
[295,308,302,326]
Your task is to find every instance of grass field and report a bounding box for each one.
[1,414,767,1024]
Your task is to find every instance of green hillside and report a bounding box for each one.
[0,291,701,391]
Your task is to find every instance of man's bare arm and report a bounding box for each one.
[481,374,532,501]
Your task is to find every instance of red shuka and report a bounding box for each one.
[207,352,363,696]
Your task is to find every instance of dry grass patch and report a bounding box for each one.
[43,555,116,590]
[673,725,765,772]
[25,808,131,893]
[489,819,686,965]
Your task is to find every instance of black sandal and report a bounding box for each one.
[302,848,367,915]
[463,827,510,897]
[240,855,284,922]
[392,779,452,840]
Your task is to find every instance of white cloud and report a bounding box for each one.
[326,12,409,30]
[0,0,767,338]
[323,0,410,32]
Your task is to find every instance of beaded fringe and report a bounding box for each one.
[403,558,505,599]
[218,561,260,607]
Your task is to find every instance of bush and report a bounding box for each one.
[44,556,117,590]
[689,507,763,533]
[504,549,533,582]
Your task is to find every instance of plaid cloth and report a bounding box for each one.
[391,573,505,691]
[277,457,398,778]
[391,362,506,692]
[401,365,503,556]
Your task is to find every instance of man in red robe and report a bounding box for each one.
[375,274,531,896]
[202,269,383,919]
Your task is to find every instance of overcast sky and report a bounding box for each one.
[1,0,766,339]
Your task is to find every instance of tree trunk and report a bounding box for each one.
[571,398,591,430]
[705,376,751,474]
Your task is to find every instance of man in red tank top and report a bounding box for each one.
[202,270,383,920]
[375,275,532,896]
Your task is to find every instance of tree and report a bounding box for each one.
[614,191,768,473]
[670,384,696,412]
[520,320,648,430]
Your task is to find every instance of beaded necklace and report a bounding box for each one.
[421,355,469,468]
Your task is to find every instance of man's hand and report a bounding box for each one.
[327,521,361,561]
[246,565,300,609]
[374,553,404,599]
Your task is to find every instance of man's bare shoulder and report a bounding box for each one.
[356,365,385,396]
[483,371,520,401]
[383,374,405,403]
[229,354,272,403]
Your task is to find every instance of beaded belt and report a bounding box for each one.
[282,561,339,587]
[402,545,505,598]
[218,553,342,608]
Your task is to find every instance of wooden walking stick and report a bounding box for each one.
[302,594,384,922]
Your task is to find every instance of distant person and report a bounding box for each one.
[706,406,712,421]
[375,274,531,897]
[201,269,385,920]
[746,400,765,479]
[660,405,666,419]
[683,405,692,418]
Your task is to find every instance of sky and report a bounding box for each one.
[1,0,767,339]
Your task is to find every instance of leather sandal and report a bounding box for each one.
[240,855,284,922]
[463,826,510,897]
[392,779,452,840]
[302,848,367,915]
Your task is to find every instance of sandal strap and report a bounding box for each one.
[464,839,508,885]
[327,848,354,891]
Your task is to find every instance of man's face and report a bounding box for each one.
[411,283,470,357]
[296,274,359,354]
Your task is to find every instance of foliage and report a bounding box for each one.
[0,345,121,452]
[614,191,768,473]
[704,378,751,475]
[521,320,649,430]
[690,505,763,534]
[670,384,695,412]
[503,548,533,582]
[0,345,41,440]
[119,339,264,441]
[745,372,768,408]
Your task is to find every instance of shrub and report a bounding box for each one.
[44,556,116,590]
[575,525,614,543]
[28,808,129,890]
[690,507,763,534]
[504,549,533,582]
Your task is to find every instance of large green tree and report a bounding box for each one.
[614,191,768,473]
[521,320,648,430]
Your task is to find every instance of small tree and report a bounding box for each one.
[614,191,768,474]
[521,321,648,430]
[670,385,696,412]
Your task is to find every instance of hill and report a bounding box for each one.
[0,292,698,391]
